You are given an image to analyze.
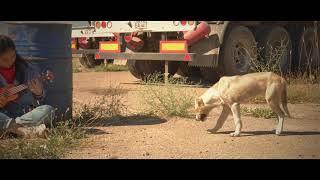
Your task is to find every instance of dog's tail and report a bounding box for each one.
[281,78,291,118]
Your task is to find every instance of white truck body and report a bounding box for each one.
[93,21,196,33]
[71,21,114,38]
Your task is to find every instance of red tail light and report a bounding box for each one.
[180,21,187,26]
[101,21,107,28]
[95,21,101,29]
[125,35,132,42]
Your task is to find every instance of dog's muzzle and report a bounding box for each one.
[196,114,207,121]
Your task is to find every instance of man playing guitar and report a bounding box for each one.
[0,35,55,137]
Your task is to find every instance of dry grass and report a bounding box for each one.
[249,77,320,104]
[240,107,277,119]
[0,121,85,159]
[72,59,83,73]
[73,59,128,73]
[137,73,198,118]
[94,64,128,72]
[0,85,127,159]
[72,84,128,127]
[244,35,320,104]
[249,39,289,75]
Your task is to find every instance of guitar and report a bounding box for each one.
[0,70,54,108]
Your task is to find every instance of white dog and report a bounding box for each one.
[195,72,291,137]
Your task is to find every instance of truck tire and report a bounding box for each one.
[221,25,257,76]
[79,54,96,68]
[126,51,178,80]
[126,34,179,79]
[166,61,180,76]
[176,62,202,77]
[127,60,144,79]
[138,60,164,76]
[298,27,320,72]
[95,59,104,66]
[199,67,222,83]
[126,48,144,79]
[137,60,179,80]
[258,26,292,74]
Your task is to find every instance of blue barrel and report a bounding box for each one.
[0,22,8,35]
[7,22,72,120]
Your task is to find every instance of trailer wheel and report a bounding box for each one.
[222,26,257,76]
[176,62,202,77]
[138,60,163,77]
[199,67,222,83]
[127,60,179,80]
[298,27,320,72]
[126,48,144,79]
[138,35,180,79]
[126,34,179,80]
[138,61,179,80]
[79,54,96,68]
[259,26,292,74]
[95,59,104,66]
[125,48,176,80]
[127,60,144,79]
[167,61,180,76]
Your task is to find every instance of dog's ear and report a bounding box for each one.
[196,98,205,106]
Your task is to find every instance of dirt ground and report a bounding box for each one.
[67,70,320,159]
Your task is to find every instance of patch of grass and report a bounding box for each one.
[137,73,198,118]
[249,95,266,104]
[0,84,127,159]
[240,107,277,119]
[286,71,320,84]
[287,84,320,104]
[0,121,85,159]
[73,59,128,73]
[94,64,128,72]
[249,83,320,104]
[248,39,289,75]
[72,59,83,73]
[73,84,128,126]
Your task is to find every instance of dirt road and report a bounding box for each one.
[67,71,320,159]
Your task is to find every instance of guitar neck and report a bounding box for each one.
[5,77,41,96]
[0,71,52,97]
[9,75,47,95]
[7,84,28,96]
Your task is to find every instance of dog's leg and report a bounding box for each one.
[229,103,242,137]
[268,100,285,135]
[276,115,285,135]
[282,103,291,118]
[266,84,285,135]
[207,105,230,133]
[281,85,291,118]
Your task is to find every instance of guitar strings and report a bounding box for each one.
[0,85,28,96]
[0,74,49,97]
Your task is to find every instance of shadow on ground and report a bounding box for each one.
[209,130,320,136]
[89,115,167,127]
[84,128,111,135]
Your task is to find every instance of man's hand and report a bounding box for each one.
[28,79,43,96]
